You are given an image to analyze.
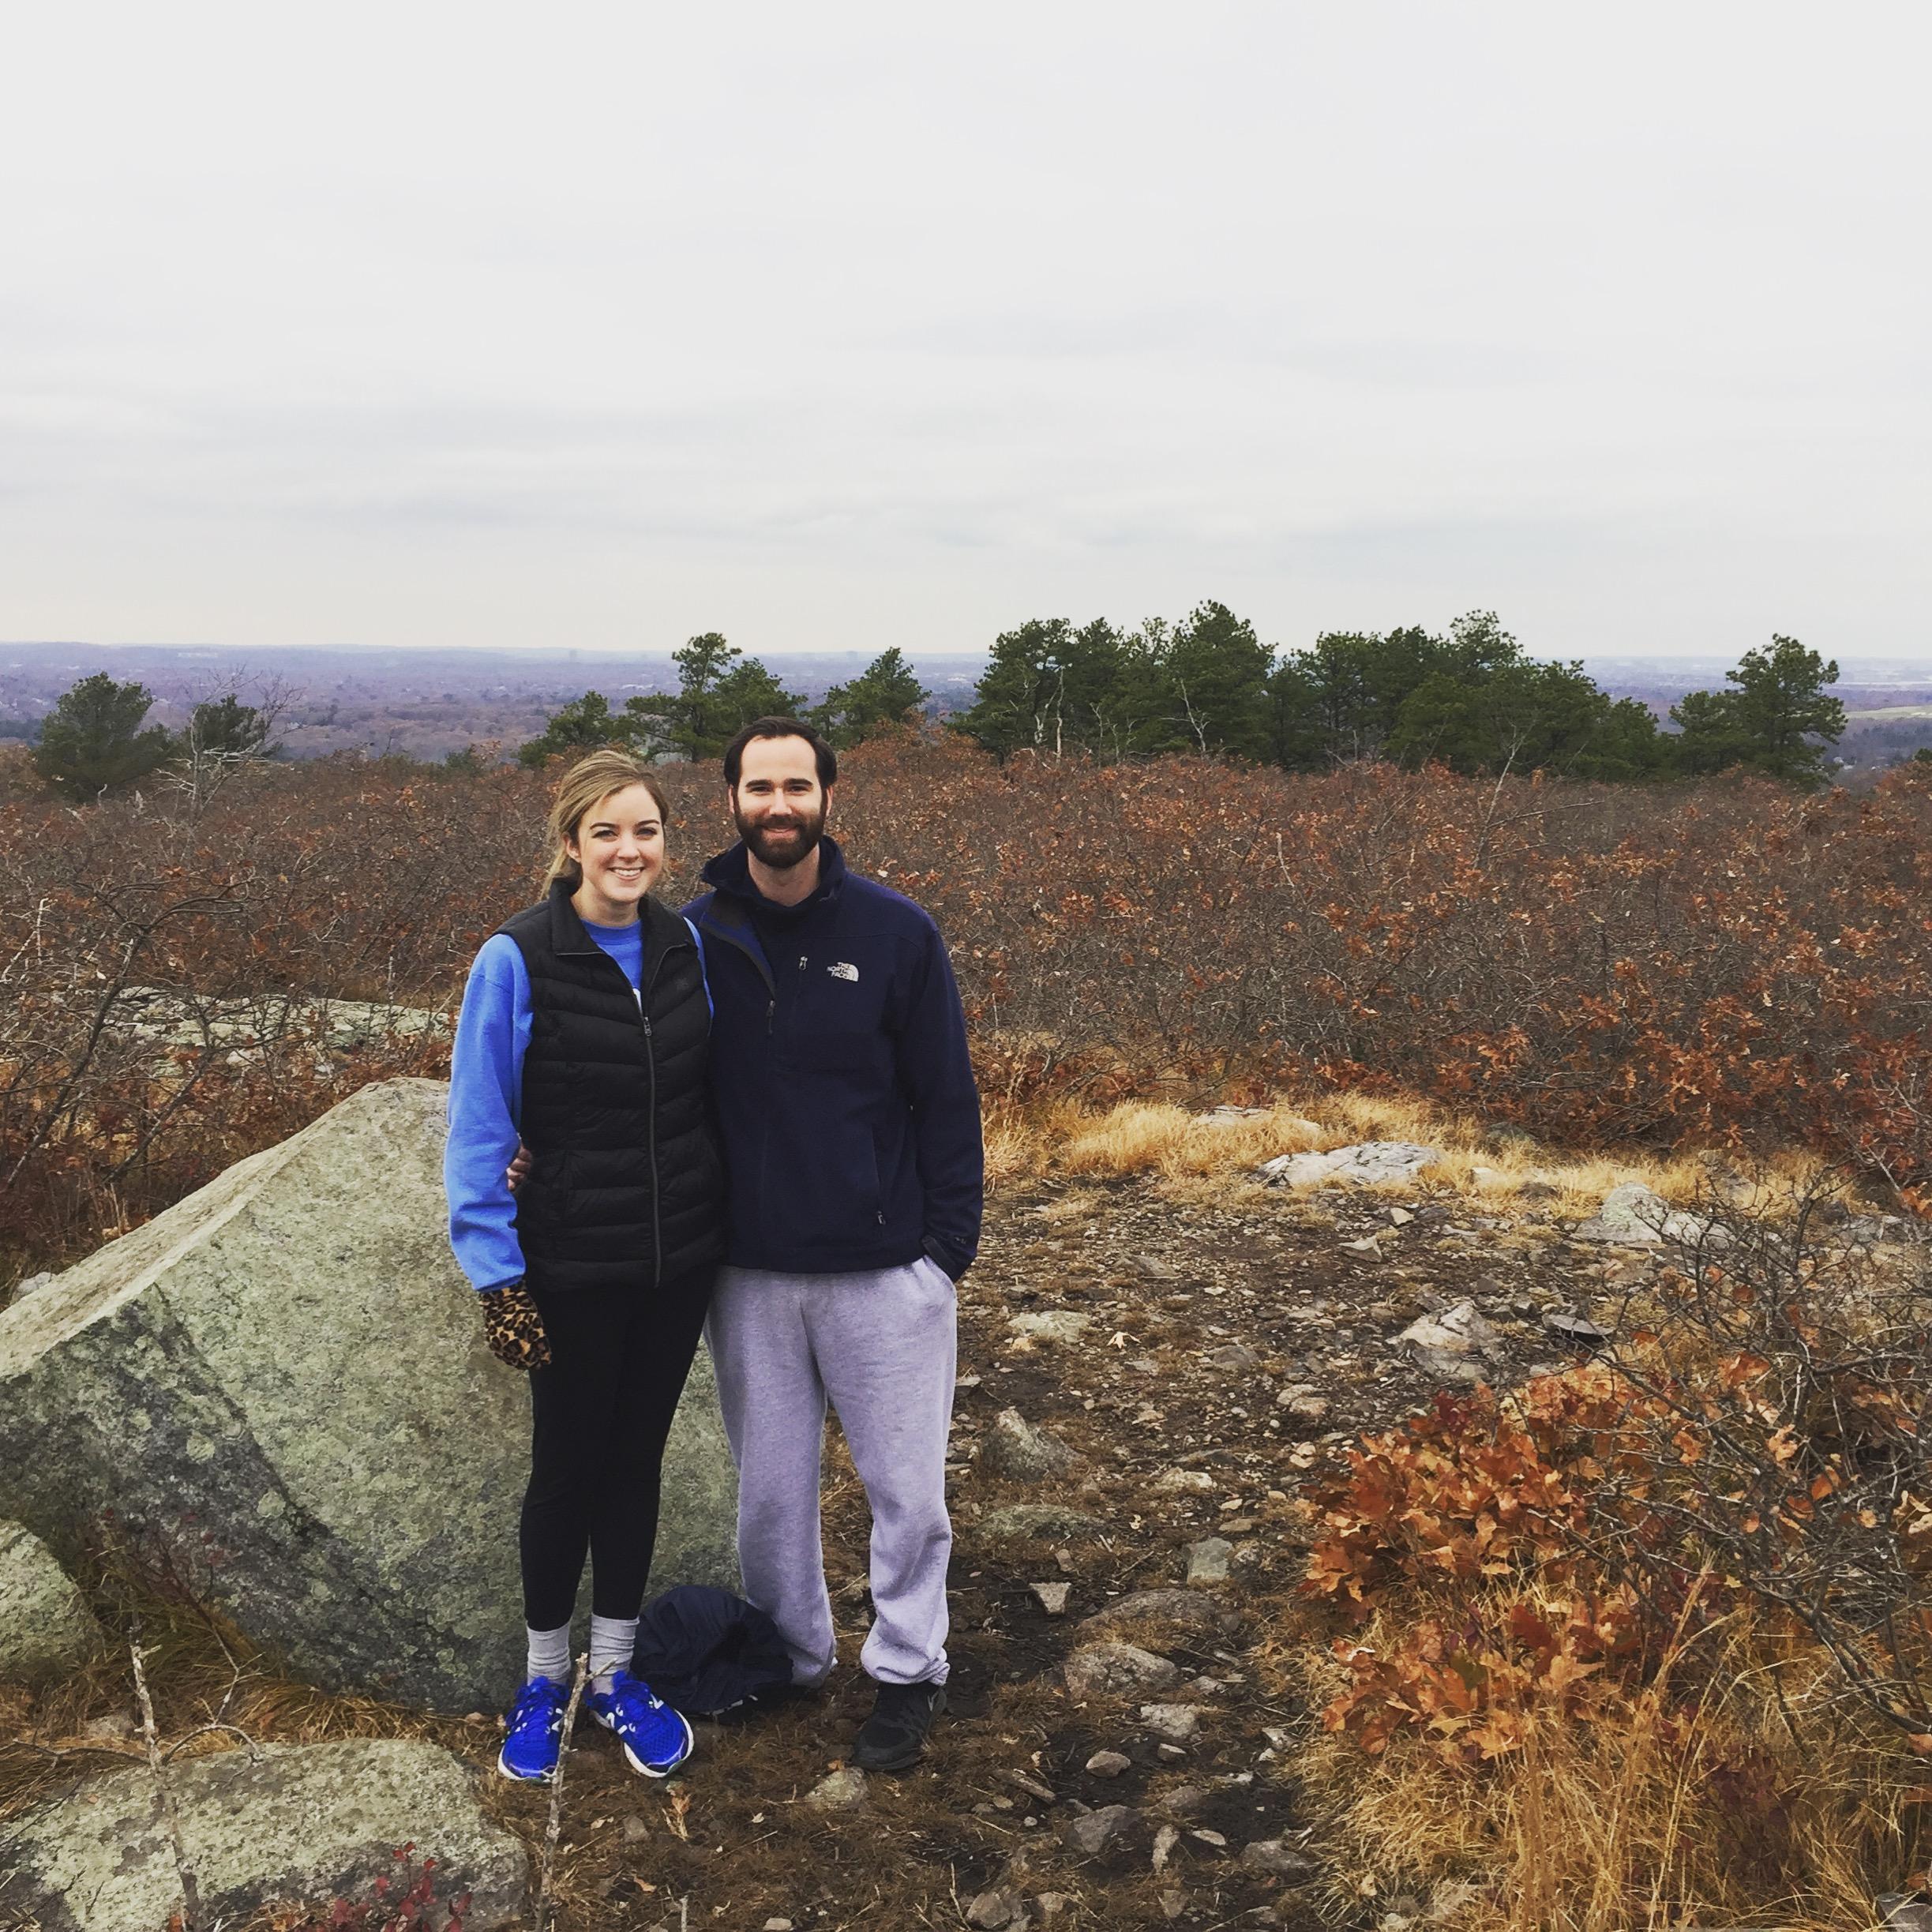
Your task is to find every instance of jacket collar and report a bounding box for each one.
[546,877,686,958]
[701,835,846,913]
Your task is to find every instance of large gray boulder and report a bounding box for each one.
[0,1738,527,1931]
[0,1521,107,1685]
[0,1077,737,1709]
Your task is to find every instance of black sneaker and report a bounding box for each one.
[853,1678,947,1772]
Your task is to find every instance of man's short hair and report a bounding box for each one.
[723,717,838,790]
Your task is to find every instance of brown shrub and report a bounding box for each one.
[2,736,1927,1280]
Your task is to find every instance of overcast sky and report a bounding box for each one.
[4,3,1929,661]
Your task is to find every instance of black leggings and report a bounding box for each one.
[520,1267,715,1630]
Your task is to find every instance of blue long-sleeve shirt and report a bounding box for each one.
[444,916,646,1291]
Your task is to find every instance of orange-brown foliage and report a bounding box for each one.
[2,735,1926,1277]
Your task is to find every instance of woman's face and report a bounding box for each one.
[566,783,666,920]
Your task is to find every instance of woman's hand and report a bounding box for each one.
[505,1142,532,1193]
[480,1280,551,1371]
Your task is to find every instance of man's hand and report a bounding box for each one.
[505,1142,532,1194]
[480,1280,551,1371]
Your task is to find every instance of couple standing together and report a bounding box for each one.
[444,717,982,1784]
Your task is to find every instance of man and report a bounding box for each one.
[686,716,982,1771]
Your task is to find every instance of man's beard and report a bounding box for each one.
[735,798,827,871]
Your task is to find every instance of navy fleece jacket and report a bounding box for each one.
[685,837,983,1280]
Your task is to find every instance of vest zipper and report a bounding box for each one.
[639,936,677,1289]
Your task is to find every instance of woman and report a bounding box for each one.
[445,748,725,1782]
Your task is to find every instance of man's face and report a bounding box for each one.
[731,734,831,870]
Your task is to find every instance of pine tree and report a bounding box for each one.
[811,647,929,748]
[32,673,175,799]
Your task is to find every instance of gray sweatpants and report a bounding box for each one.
[705,1257,956,1687]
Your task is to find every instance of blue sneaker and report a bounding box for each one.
[585,1670,695,1777]
[498,1675,568,1781]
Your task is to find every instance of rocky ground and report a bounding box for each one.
[457,1162,1694,1932]
[8,1151,1918,1932]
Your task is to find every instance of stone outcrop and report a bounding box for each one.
[0,1739,527,1932]
[0,1521,107,1684]
[1574,1180,1716,1246]
[0,1078,737,1710]
[1257,1141,1441,1187]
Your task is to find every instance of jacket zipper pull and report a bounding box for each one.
[767,998,775,1034]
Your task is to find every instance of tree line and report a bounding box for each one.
[955,603,1848,789]
[17,605,1849,802]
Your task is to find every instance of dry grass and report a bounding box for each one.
[986,1086,1840,1221]
[0,1563,471,1831]
[1284,1608,1923,1932]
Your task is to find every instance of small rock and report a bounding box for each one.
[763,1920,796,1931]
[1007,1311,1095,1345]
[1152,1821,1181,1872]
[1160,1886,1187,1919]
[1060,1804,1139,1855]
[1063,1643,1183,1697]
[966,1887,1026,1929]
[1574,1180,1720,1247]
[985,1409,1080,1480]
[1341,1236,1383,1257]
[1543,1311,1611,1347]
[1202,1342,1259,1371]
[1396,1300,1500,1358]
[1030,1581,1071,1617]
[1079,1589,1243,1639]
[1240,1837,1316,1878]
[1277,1391,1329,1423]
[982,1503,1108,1542]
[1155,1785,1211,1816]
[1135,1255,1180,1281]
[805,1766,868,1811]
[1185,1537,1232,1585]
[1878,1898,1932,1932]
[1085,1750,1133,1777]
[81,1711,138,1743]
[623,1813,651,1844]
[1469,1165,1512,1190]
[1153,1468,1214,1494]
[10,1273,53,1300]
[1386,1206,1414,1226]
[1139,1704,1201,1743]
[1035,1895,1071,1919]
[1192,1829,1228,1849]
[1396,1300,1504,1385]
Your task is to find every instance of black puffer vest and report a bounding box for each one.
[499,881,726,1295]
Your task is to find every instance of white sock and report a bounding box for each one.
[589,1614,638,1691]
[525,1623,570,1685]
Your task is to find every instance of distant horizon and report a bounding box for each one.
[6,635,1930,685]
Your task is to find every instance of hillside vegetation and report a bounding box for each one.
[1,733,1925,1286]
[5,736,1932,1930]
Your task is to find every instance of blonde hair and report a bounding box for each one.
[543,750,671,887]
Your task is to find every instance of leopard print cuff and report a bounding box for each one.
[481,1281,551,1371]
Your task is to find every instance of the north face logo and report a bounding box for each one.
[827,961,859,983]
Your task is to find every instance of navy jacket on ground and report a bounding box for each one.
[685,837,983,1280]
